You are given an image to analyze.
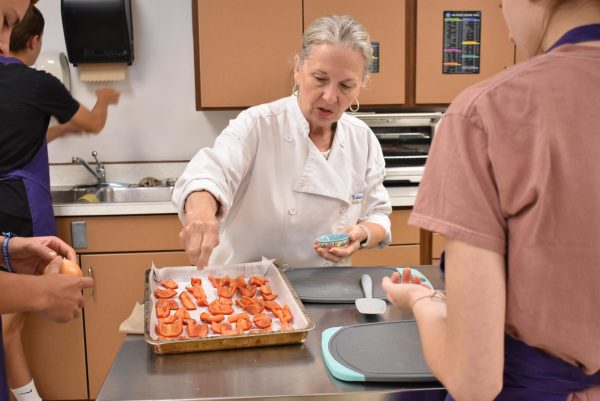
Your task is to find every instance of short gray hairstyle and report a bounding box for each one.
[299,15,372,78]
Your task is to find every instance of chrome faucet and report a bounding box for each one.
[72,151,106,184]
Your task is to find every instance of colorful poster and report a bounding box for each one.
[443,11,481,74]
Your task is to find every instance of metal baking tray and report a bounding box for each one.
[144,260,315,355]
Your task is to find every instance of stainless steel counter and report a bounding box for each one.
[97,266,446,401]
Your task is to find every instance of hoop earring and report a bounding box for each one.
[291,83,299,96]
[349,98,360,112]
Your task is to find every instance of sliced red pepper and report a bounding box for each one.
[159,279,178,289]
[155,299,172,318]
[238,285,257,297]
[175,307,191,321]
[250,276,268,286]
[253,313,272,329]
[265,300,283,313]
[236,318,253,331]
[186,285,207,300]
[200,312,224,323]
[217,283,237,298]
[262,292,278,301]
[208,299,234,315]
[161,314,178,324]
[187,322,208,338]
[156,317,183,337]
[227,312,251,323]
[210,321,232,335]
[234,275,247,288]
[154,288,177,299]
[179,291,197,310]
[190,277,202,286]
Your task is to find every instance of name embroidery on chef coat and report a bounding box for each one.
[351,192,364,204]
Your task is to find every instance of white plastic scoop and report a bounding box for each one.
[355,274,386,314]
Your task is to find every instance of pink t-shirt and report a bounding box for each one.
[410,45,600,373]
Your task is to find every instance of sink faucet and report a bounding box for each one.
[72,151,106,184]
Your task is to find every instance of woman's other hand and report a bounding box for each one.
[180,191,220,269]
[313,225,365,262]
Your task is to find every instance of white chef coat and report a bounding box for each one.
[173,95,392,268]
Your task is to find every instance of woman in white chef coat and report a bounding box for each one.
[173,15,392,269]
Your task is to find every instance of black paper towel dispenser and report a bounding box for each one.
[61,0,134,66]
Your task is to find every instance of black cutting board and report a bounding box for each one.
[322,320,437,382]
[283,266,432,304]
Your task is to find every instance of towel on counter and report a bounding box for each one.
[119,302,144,334]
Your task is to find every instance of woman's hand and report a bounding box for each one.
[381,269,433,310]
[179,191,221,269]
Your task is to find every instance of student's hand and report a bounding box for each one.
[8,236,77,276]
[381,269,433,310]
[37,257,94,322]
[96,88,120,105]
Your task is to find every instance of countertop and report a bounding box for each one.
[97,265,446,401]
[52,186,418,217]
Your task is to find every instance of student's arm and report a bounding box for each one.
[383,239,506,401]
[69,88,120,134]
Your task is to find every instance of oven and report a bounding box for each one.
[353,112,443,185]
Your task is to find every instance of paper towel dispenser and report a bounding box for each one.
[61,0,134,66]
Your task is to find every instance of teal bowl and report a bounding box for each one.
[316,233,350,249]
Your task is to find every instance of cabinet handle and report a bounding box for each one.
[87,267,94,297]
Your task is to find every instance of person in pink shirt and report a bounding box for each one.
[383,1,600,400]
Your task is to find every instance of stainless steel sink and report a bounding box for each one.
[51,186,174,204]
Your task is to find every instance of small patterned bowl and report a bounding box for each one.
[315,233,350,249]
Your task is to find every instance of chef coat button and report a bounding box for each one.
[285,135,292,142]
[288,208,297,215]
[340,142,345,148]
[339,207,347,214]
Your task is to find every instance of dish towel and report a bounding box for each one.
[119,302,144,334]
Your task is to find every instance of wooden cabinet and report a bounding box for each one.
[22,214,188,400]
[415,0,515,104]
[431,232,445,265]
[303,0,406,106]
[82,251,188,399]
[22,315,87,400]
[193,0,302,108]
[352,208,420,266]
[194,1,516,108]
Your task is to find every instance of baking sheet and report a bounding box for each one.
[283,266,433,303]
[322,320,437,382]
[144,259,314,354]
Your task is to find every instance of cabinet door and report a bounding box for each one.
[303,0,406,106]
[352,244,420,266]
[415,0,515,104]
[194,0,302,108]
[81,251,189,399]
[21,315,87,400]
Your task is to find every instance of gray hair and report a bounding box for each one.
[299,15,372,78]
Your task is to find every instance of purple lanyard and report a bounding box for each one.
[546,23,600,53]
[0,56,24,65]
